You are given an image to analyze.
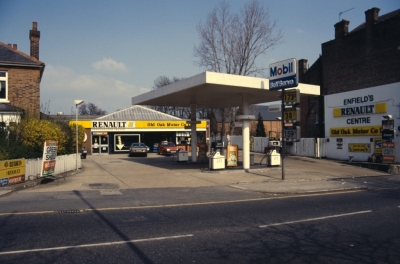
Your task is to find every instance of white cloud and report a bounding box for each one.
[41,65,150,115]
[92,57,128,72]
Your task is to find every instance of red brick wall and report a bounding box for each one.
[322,13,400,95]
[1,66,41,118]
[298,10,400,138]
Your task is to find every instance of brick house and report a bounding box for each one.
[299,7,400,138]
[0,22,45,125]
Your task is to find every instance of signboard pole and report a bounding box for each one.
[269,58,298,181]
[281,88,285,180]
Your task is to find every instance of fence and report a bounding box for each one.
[25,154,81,179]
[219,136,328,158]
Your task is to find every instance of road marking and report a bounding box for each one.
[0,190,364,217]
[0,210,55,216]
[259,210,372,228]
[0,234,193,255]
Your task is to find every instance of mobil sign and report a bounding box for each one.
[269,58,298,90]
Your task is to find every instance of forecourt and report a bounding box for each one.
[131,71,320,170]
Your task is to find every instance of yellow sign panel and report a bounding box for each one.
[284,89,300,105]
[330,125,381,137]
[135,121,207,129]
[284,108,300,122]
[333,102,387,117]
[70,120,207,129]
[348,143,371,152]
[0,159,26,178]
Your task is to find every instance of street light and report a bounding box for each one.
[75,100,84,171]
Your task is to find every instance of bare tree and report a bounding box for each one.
[151,76,190,118]
[78,102,107,115]
[194,0,283,136]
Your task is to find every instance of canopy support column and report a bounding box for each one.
[236,94,255,171]
[190,104,197,162]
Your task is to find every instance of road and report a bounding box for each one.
[1,187,399,263]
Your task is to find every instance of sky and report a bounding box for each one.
[1,0,398,115]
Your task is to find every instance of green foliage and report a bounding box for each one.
[0,115,83,160]
[256,112,266,137]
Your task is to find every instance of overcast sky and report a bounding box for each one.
[1,0,398,115]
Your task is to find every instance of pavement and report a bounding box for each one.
[0,151,397,198]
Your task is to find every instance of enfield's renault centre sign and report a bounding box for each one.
[269,58,298,90]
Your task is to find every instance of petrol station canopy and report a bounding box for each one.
[131,71,320,168]
[131,71,320,108]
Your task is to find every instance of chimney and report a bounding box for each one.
[13,44,17,50]
[7,44,12,48]
[298,59,308,74]
[365,7,380,26]
[334,19,350,39]
[29,21,40,60]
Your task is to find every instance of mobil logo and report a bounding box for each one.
[269,58,297,80]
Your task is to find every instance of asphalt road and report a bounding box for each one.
[1,188,399,263]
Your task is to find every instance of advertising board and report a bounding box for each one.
[0,159,26,186]
[40,140,58,177]
[269,58,298,90]
[382,142,395,163]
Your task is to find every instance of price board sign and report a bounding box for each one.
[284,89,300,105]
[283,126,301,142]
[284,108,301,123]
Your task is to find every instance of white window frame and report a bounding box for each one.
[0,71,9,102]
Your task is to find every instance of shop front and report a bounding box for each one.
[73,119,208,155]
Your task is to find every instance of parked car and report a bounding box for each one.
[158,141,179,155]
[129,143,147,157]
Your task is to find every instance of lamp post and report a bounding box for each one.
[75,100,84,171]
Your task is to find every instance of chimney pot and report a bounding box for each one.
[365,7,380,26]
[13,44,17,50]
[7,44,11,48]
[334,19,350,39]
[298,59,308,73]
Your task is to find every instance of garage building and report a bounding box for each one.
[73,105,208,155]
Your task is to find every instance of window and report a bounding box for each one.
[0,71,8,101]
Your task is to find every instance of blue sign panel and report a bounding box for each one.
[269,75,298,90]
[0,178,8,186]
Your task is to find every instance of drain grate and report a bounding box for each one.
[58,210,82,214]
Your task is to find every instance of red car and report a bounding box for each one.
[157,141,179,155]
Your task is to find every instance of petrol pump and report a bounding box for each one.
[265,139,281,166]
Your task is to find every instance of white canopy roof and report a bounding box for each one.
[132,71,320,108]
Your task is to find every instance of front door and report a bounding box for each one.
[92,135,109,154]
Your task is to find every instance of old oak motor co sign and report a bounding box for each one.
[0,159,26,186]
